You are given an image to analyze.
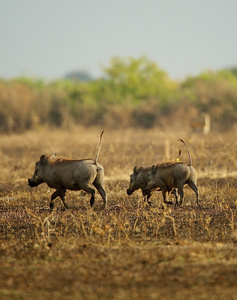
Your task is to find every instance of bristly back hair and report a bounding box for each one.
[155,162,182,170]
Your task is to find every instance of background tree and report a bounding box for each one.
[64,70,94,82]
[100,56,177,105]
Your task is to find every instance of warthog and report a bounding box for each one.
[28,131,107,210]
[145,138,199,207]
[127,166,178,205]
[127,150,181,205]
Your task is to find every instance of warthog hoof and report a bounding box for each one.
[165,201,175,206]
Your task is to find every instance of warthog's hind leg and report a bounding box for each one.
[93,182,107,209]
[187,180,199,207]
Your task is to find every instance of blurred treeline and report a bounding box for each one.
[1,56,237,132]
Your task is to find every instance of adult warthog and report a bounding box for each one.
[145,139,199,207]
[28,131,107,210]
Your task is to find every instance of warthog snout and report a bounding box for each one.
[127,189,133,195]
[28,178,39,187]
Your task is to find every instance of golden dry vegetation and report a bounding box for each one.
[1,127,237,299]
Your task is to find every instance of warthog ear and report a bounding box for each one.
[151,165,156,174]
[40,155,48,164]
[133,166,138,174]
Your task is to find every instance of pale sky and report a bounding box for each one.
[1,0,237,80]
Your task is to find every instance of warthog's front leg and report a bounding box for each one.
[170,189,178,206]
[162,189,174,206]
[142,189,153,206]
[177,185,184,207]
[50,190,59,209]
[50,187,68,210]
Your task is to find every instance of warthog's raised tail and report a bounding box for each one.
[94,130,104,165]
[177,138,192,166]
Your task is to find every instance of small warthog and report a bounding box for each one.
[28,131,107,210]
[145,138,199,207]
[127,166,178,205]
[127,149,181,205]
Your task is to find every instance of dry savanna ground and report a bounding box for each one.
[1,126,237,299]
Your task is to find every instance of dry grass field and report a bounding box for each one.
[1,126,237,299]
